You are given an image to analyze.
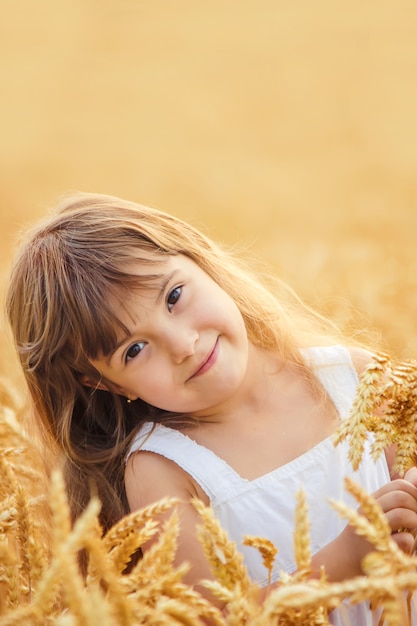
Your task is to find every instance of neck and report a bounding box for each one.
[193,343,284,424]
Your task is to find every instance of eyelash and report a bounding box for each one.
[166,285,182,311]
[125,341,146,361]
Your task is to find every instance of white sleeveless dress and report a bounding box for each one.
[127,346,398,625]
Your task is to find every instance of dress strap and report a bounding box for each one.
[127,422,245,501]
[304,345,359,420]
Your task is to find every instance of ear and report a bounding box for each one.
[80,375,110,392]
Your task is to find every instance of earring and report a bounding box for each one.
[127,396,132,404]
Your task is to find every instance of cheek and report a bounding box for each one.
[134,374,160,396]
[206,288,243,324]
[222,298,246,334]
[132,370,174,405]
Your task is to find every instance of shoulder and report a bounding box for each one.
[303,345,375,374]
[124,450,220,604]
[346,346,376,376]
[125,450,207,511]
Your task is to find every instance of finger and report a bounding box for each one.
[373,490,417,517]
[385,508,417,533]
[373,478,417,502]
[391,531,417,555]
[404,466,417,487]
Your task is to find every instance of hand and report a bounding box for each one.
[389,466,417,553]
[403,466,417,487]
[357,474,417,561]
[324,475,417,581]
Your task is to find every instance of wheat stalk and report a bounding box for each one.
[2,365,417,624]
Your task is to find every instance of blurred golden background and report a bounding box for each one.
[1,0,417,386]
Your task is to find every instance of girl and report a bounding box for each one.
[6,192,417,624]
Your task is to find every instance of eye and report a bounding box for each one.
[167,286,182,312]
[125,341,146,361]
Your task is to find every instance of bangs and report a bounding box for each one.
[59,250,170,363]
[72,270,168,362]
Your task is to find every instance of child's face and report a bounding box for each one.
[90,254,250,417]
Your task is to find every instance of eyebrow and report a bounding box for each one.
[106,269,179,362]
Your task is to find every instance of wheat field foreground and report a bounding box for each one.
[2,356,417,624]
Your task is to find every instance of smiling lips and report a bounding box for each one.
[189,338,219,380]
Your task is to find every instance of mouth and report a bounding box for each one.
[188,338,219,380]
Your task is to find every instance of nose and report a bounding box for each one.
[162,325,198,364]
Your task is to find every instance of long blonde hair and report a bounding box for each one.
[6,192,346,529]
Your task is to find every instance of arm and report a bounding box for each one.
[309,473,417,582]
[330,347,417,576]
[125,450,226,609]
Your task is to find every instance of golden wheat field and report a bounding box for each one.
[1,1,417,623]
